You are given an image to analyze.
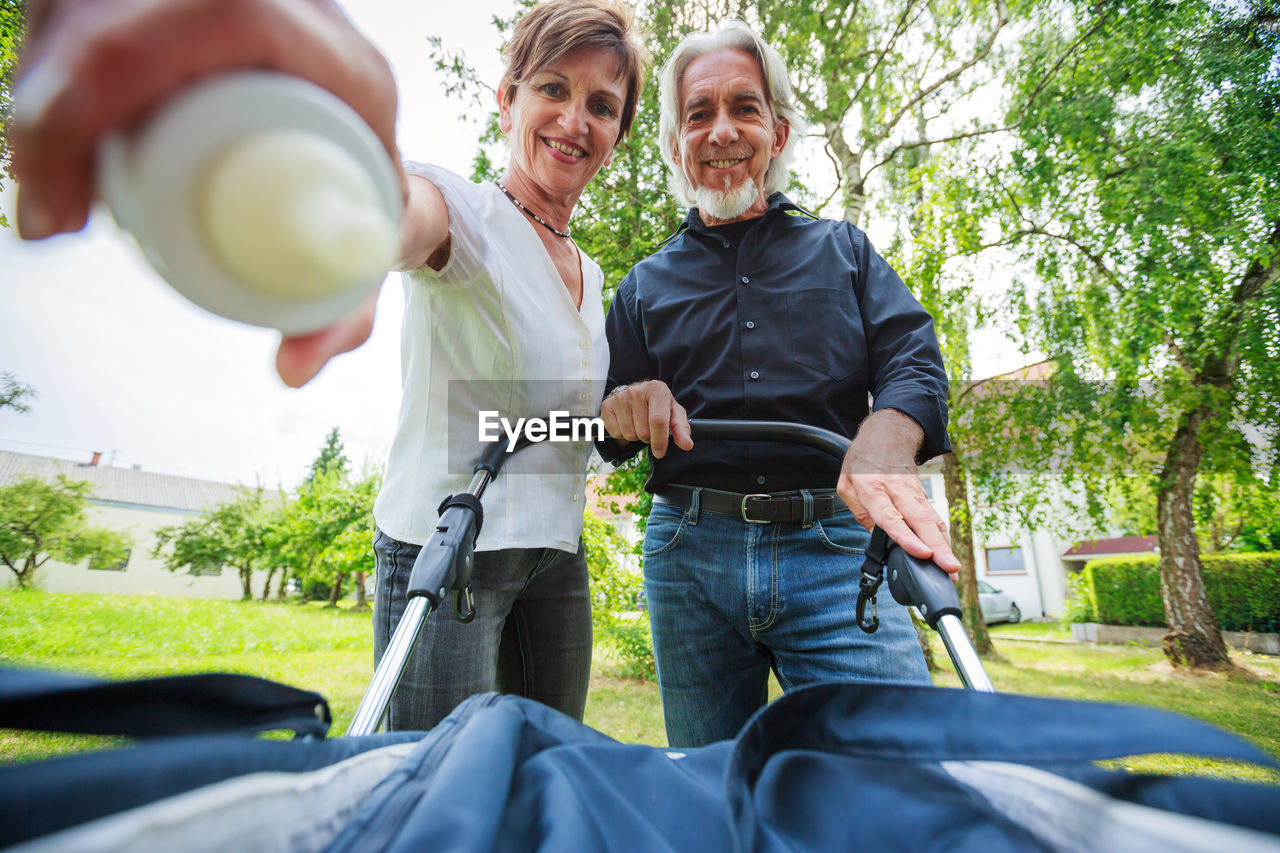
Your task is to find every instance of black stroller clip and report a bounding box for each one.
[856,527,891,633]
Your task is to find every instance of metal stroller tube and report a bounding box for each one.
[687,419,995,692]
[348,430,535,737]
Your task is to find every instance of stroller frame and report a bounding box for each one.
[348,418,993,736]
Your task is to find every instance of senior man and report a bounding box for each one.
[599,20,961,748]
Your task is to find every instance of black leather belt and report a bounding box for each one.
[653,485,841,524]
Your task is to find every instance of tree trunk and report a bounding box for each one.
[942,449,996,657]
[910,608,939,672]
[351,571,370,612]
[1156,405,1230,668]
[239,567,253,600]
[276,570,289,601]
[260,567,276,601]
[327,572,347,607]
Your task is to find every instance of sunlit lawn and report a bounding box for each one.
[3,589,1278,784]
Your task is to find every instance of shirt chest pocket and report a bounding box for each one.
[787,288,861,382]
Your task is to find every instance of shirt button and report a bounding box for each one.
[580,392,589,401]
[579,342,587,350]
[745,321,755,329]
[572,494,581,502]
[750,371,760,380]
[582,377,590,384]
[581,358,589,366]
[740,276,750,284]
[721,240,730,248]
[756,476,766,485]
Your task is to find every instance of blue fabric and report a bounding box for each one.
[0,731,424,847]
[325,683,1280,852]
[599,193,950,493]
[0,665,331,740]
[643,499,929,746]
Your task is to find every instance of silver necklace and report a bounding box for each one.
[494,181,572,239]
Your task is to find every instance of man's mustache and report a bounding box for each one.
[701,148,753,162]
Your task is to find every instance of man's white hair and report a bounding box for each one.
[658,20,807,208]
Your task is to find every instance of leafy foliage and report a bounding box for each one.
[583,509,653,679]
[304,427,349,485]
[1071,554,1280,634]
[0,371,35,413]
[152,486,275,600]
[152,430,380,605]
[0,475,133,589]
[0,0,25,228]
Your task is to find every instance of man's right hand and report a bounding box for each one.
[600,380,694,459]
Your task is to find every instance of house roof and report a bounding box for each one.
[0,451,264,513]
[1062,535,1158,560]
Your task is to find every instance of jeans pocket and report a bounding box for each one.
[813,515,868,556]
[642,506,689,557]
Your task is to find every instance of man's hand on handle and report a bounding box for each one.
[838,409,961,576]
[600,380,694,459]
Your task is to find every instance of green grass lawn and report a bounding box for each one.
[3,590,1278,785]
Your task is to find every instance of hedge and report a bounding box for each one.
[1068,553,1280,633]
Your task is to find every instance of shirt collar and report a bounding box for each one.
[679,192,802,236]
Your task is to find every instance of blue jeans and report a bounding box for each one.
[372,528,592,731]
[642,493,930,747]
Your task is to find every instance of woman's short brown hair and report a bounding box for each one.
[499,0,648,144]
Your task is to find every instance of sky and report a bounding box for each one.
[0,0,1023,489]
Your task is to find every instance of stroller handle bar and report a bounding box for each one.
[350,418,993,735]
[687,419,994,692]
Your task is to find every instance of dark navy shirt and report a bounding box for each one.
[600,193,950,494]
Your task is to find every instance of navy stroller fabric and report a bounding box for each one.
[3,668,1280,851]
[328,682,1280,852]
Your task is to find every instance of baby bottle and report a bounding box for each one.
[97,72,401,335]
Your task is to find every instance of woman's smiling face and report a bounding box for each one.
[499,46,627,199]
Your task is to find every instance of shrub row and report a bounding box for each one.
[1068,553,1280,633]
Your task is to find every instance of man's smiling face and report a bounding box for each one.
[675,47,788,224]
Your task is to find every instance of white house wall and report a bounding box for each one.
[34,500,247,600]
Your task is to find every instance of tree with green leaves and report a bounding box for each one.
[305,427,349,485]
[972,0,1280,668]
[1,0,25,229]
[288,466,379,607]
[1,371,35,413]
[152,486,275,600]
[0,474,133,589]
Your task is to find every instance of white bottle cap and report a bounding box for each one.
[98,72,401,335]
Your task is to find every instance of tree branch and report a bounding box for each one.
[875,0,1009,145]
[868,7,1112,182]
[1208,217,1280,384]
[983,223,1198,376]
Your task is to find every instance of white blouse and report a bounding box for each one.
[372,164,608,552]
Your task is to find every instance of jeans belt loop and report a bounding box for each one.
[801,490,815,528]
[688,487,702,526]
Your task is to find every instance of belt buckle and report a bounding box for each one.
[740,493,772,524]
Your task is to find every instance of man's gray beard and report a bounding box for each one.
[693,179,759,221]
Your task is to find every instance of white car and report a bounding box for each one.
[977,580,1021,624]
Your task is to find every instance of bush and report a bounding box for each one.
[1069,553,1280,633]
[601,621,657,681]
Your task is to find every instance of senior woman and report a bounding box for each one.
[372,0,647,731]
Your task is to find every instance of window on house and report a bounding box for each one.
[919,478,934,500]
[189,565,223,577]
[89,549,131,571]
[984,546,1025,575]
